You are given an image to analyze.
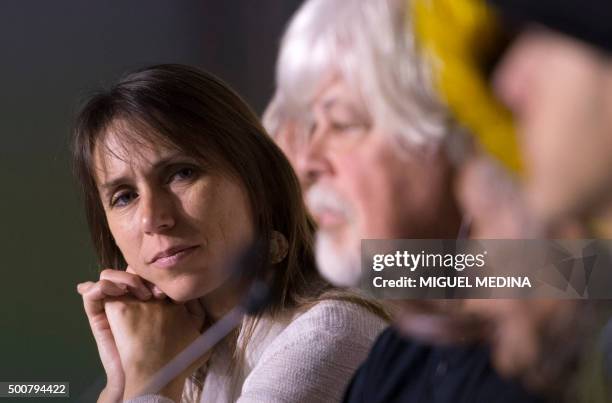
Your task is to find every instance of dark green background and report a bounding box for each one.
[0,1,301,401]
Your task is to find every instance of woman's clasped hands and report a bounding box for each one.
[77,267,207,403]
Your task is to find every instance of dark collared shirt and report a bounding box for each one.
[343,326,544,403]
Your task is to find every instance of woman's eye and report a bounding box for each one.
[111,191,137,207]
[170,166,198,183]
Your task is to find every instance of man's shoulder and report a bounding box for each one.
[353,326,430,375]
[344,327,544,403]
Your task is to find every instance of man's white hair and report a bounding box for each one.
[264,0,453,151]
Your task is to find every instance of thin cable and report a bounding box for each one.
[138,306,246,396]
[135,239,271,398]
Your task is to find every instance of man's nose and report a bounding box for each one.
[296,127,333,189]
[139,188,176,234]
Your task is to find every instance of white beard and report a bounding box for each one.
[315,231,361,287]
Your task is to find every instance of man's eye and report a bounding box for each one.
[308,122,317,138]
[111,191,137,207]
[330,121,365,133]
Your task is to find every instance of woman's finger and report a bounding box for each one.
[77,281,95,295]
[84,279,128,301]
[81,280,128,319]
[126,265,165,299]
[77,280,127,396]
[99,268,152,300]
[150,285,166,299]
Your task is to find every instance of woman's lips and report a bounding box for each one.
[151,245,200,269]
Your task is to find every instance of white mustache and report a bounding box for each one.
[306,185,352,220]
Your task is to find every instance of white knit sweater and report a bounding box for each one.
[125,300,387,403]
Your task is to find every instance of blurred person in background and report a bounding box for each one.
[488,0,612,236]
[444,0,612,240]
[477,0,612,397]
[262,93,310,189]
[415,0,612,400]
[265,0,464,288]
[265,0,550,402]
[73,64,388,403]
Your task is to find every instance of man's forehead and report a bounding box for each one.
[313,76,365,113]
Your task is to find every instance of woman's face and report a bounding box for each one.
[92,128,255,302]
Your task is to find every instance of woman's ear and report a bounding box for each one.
[269,230,289,264]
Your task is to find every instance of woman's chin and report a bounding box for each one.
[161,281,216,303]
[165,293,192,303]
[163,288,201,303]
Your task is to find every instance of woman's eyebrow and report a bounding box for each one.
[99,175,132,191]
[99,153,189,190]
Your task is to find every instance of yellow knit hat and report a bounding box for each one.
[411,0,522,173]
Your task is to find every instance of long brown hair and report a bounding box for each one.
[72,64,332,310]
[72,63,388,322]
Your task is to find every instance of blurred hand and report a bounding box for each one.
[456,156,582,390]
[456,155,535,239]
[461,299,577,389]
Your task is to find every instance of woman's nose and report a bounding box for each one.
[139,189,176,234]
